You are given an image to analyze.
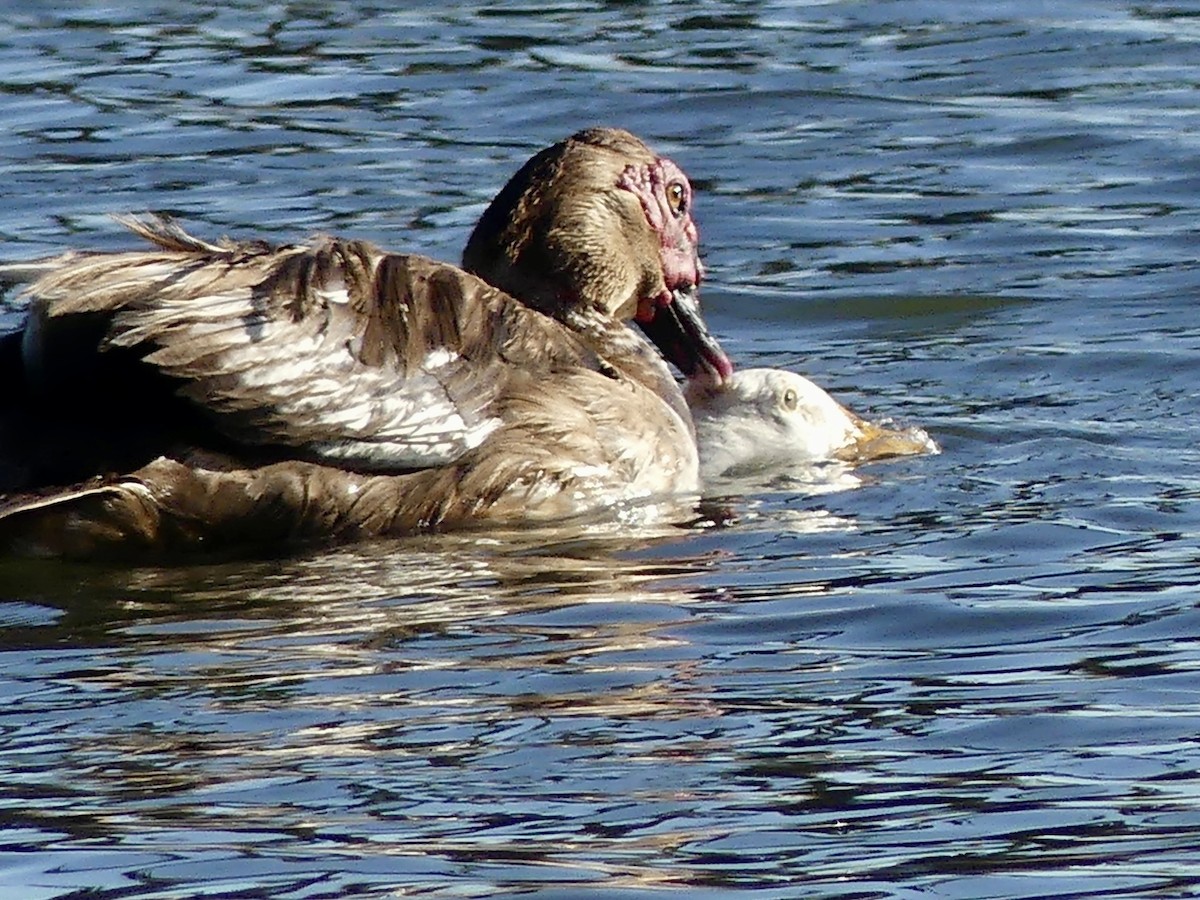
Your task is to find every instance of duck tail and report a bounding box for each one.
[0,478,164,559]
[0,256,77,290]
[0,214,230,295]
[110,213,232,254]
[0,457,412,560]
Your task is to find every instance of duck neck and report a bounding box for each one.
[564,306,695,438]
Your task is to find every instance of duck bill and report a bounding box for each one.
[637,286,733,387]
[836,418,940,464]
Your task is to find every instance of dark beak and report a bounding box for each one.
[637,286,733,387]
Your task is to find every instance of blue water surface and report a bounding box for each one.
[2,2,1199,898]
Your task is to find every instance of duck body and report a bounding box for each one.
[0,128,730,558]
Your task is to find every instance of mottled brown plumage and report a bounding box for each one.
[0,128,730,558]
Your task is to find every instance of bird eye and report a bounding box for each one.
[781,388,799,412]
[666,181,687,217]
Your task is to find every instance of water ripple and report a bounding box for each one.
[3,2,1200,898]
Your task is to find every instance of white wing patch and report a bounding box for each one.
[118,281,501,470]
[317,284,351,306]
[423,348,459,370]
[23,233,527,473]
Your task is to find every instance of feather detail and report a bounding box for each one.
[13,216,599,470]
[0,129,715,558]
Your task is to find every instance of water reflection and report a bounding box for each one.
[1,528,826,895]
[6,488,1200,896]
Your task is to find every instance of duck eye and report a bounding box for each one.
[781,388,799,412]
[666,181,687,217]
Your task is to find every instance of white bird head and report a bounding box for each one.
[685,368,938,482]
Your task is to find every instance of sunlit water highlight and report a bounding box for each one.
[2,3,1199,898]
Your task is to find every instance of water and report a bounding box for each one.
[2,2,1200,897]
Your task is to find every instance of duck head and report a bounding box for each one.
[462,127,732,386]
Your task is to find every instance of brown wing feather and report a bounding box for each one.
[19,216,603,471]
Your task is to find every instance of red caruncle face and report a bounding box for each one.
[618,156,704,298]
[616,153,732,387]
